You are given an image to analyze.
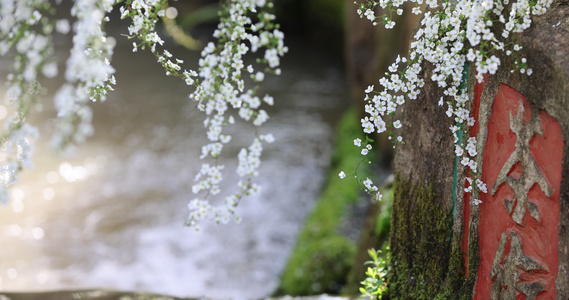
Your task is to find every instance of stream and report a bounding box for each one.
[0,21,350,300]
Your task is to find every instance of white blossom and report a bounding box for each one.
[353,0,549,199]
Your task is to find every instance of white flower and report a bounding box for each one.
[361,117,374,134]
[455,146,464,156]
[361,148,369,155]
[468,160,478,171]
[393,120,402,129]
[375,192,383,202]
[354,138,362,147]
[363,178,375,190]
[42,62,58,78]
[263,95,274,105]
[476,179,488,193]
[253,110,269,126]
[364,9,375,21]
[56,19,71,34]
[261,134,274,143]
[339,171,346,179]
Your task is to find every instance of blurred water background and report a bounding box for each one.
[0,2,350,299]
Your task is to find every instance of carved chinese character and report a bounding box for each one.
[490,232,546,300]
[473,84,563,300]
[491,100,551,225]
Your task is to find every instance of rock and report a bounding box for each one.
[386,0,569,299]
[465,1,569,299]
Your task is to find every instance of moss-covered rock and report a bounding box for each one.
[388,175,451,299]
[384,175,475,300]
[275,107,370,296]
[342,186,393,297]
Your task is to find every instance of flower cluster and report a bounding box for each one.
[0,0,116,202]
[467,178,487,206]
[52,0,117,151]
[122,0,286,230]
[346,0,553,204]
[0,0,51,202]
[0,0,285,228]
[345,136,383,202]
[0,124,38,204]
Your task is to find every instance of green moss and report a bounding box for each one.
[275,109,481,298]
[385,175,477,300]
[462,220,480,298]
[275,107,368,296]
[375,188,393,237]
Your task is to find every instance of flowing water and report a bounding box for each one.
[0,25,350,299]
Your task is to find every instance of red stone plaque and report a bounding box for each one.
[474,84,563,299]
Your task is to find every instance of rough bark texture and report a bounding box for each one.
[387,61,467,299]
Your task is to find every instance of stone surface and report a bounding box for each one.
[462,1,569,299]
[388,63,458,298]
[489,232,546,300]
[473,85,563,300]
[386,1,569,299]
[343,0,569,299]
[392,62,456,198]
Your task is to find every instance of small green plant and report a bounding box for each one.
[360,247,391,299]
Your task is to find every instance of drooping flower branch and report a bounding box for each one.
[0,1,64,203]
[0,0,118,203]
[52,0,117,151]
[122,0,286,230]
[346,0,553,205]
[0,0,285,229]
